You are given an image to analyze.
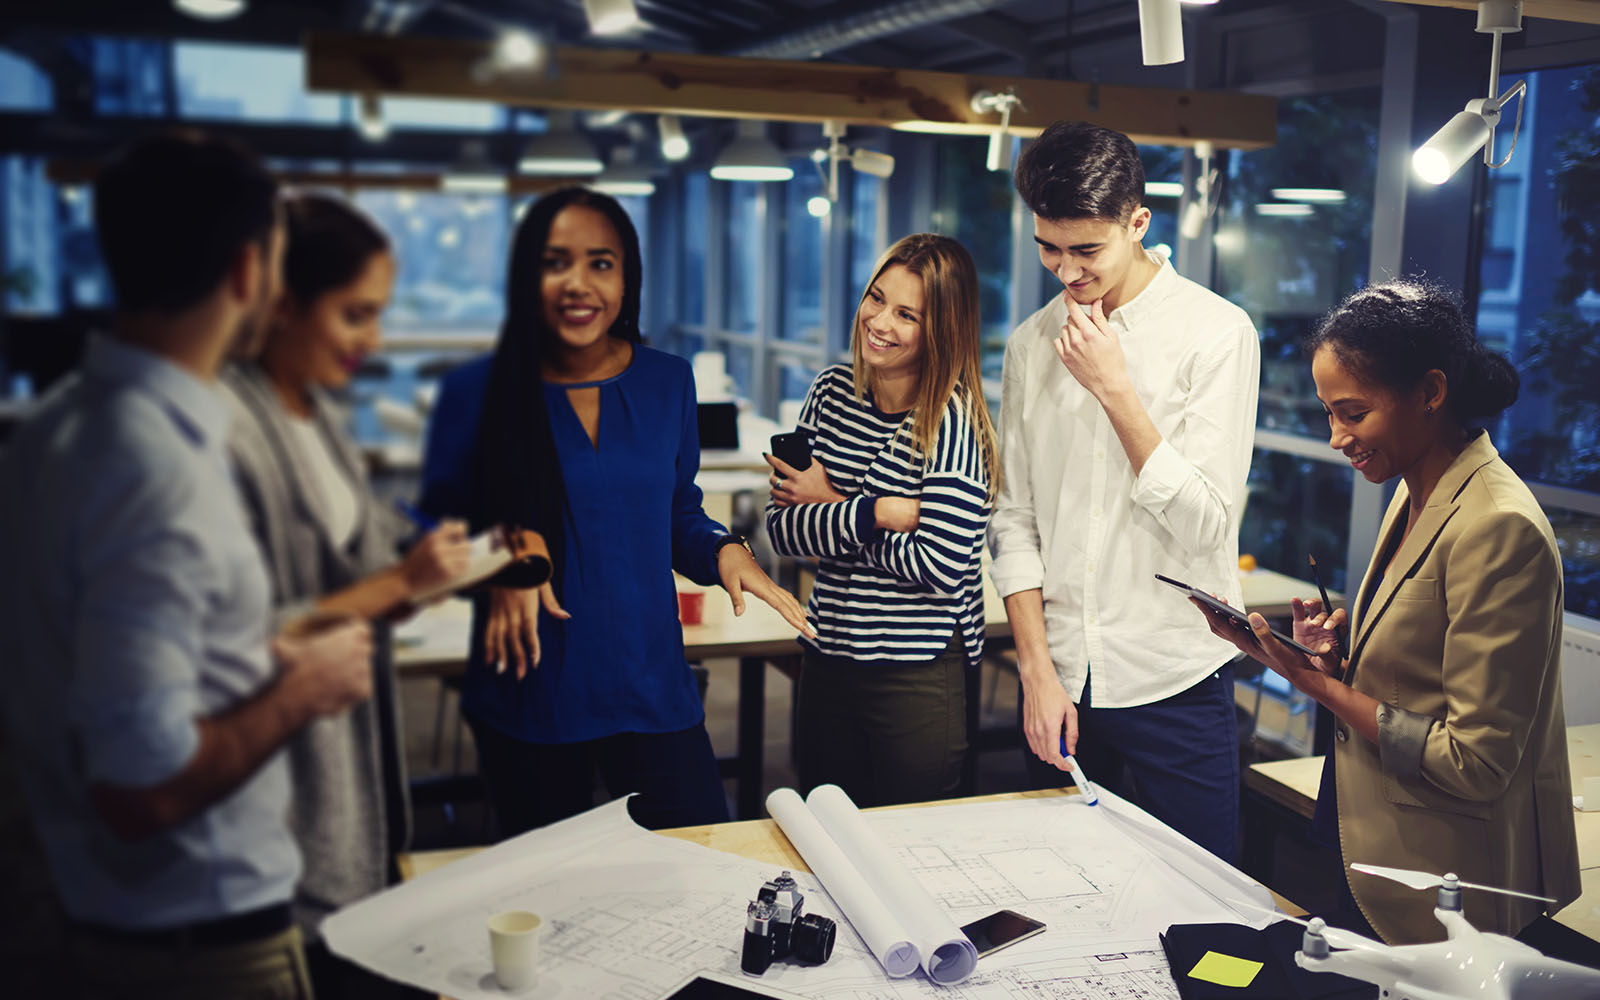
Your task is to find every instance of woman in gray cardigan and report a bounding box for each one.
[223,193,471,998]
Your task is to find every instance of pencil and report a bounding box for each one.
[1308,553,1346,657]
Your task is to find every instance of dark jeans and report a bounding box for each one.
[467,717,730,836]
[1020,662,1239,863]
[796,635,968,808]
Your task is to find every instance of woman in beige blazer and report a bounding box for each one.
[1198,278,1580,944]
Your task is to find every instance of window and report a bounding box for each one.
[0,48,52,111]
[92,38,168,117]
[1215,90,1381,440]
[1140,145,1184,260]
[680,173,707,327]
[174,42,340,122]
[1238,450,1355,594]
[848,173,886,346]
[2,158,58,314]
[723,182,762,334]
[1473,63,1600,617]
[354,190,510,331]
[932,138,1014,381]
[780,158,823,343]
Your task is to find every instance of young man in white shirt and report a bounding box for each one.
[989,121,1260,861]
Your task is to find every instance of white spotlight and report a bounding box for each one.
[583,0,641,36]
[173,0,247,19]
[356,93,389,142]
[1412,0,1527,186]
[658,115,690,162]
[1413,105,1498,185]
[849,148,896,179]
[1137,0,1184,66]
[970,89,1023,172]
[493,29,544,70]
[807,196,831,218]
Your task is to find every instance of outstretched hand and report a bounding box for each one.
[715,543,816,639]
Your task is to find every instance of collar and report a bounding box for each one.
[1420,429,1500,510]
[84,334,232,450]
[1105,250,1175,330]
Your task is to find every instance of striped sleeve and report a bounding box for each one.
[858,402,990,596]
[765,371,878,559]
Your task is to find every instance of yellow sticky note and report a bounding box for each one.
[1187,950,1264,988]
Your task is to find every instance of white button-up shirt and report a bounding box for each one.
[989,253,1260,708]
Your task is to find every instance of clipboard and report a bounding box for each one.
[1155,573,1321,657]
[410,525,552,604]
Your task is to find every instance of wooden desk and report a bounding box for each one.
[1242,723,1600,938]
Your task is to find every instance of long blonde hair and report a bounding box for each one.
[850,233,1001,502]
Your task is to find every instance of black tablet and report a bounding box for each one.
[1155,573,1322,657]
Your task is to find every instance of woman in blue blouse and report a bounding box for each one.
[420,187,810,833]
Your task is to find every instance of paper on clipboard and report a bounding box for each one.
[409,525,552,604]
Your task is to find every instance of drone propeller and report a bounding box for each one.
[1224,898,1386,952]
[1349,864,1556,903]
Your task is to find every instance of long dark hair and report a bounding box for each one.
[472,187,644,586]
[1307,278,1519,425]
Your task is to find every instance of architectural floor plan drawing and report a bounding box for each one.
[325,793,1270,999]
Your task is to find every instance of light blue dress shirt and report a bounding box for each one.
[0,335,299,929]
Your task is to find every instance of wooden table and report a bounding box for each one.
[1241,723,1600,939]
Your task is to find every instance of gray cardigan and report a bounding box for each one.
[221,362,411,936]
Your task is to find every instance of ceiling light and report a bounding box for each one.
[493,28,545,71]
[1270,187,1345,204]
[1180,0,1220,5]
[519,111,603,175]
[1145,181,1185,198]
[356,94,388,142]
[849,148,896,179]
[711,121,792,182]
[173,0,247,19]
[970,89,1023,172]
[1412,0,1527,186]
[1255,203,1314,217]
[658,115,690,162]
[1137,0,1184,66]
[443,140,507,194]
[807,196,831,218]
[583,0,641,36]
[590,146,656,197]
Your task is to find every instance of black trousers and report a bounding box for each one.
[795,634,968,809]
[467,716,730,836]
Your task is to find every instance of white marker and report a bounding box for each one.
[1060,739,1099,805]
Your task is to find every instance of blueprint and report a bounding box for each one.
[325,793,1272,999]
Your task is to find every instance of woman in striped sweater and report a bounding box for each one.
[764,233,1000,807]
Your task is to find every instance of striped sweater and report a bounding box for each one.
[765,364,991,668]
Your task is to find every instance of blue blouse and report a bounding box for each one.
[419,346,728,743]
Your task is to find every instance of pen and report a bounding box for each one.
[1307,553,1346,657]
[393,498,439,533]
[1060,737,1099,806]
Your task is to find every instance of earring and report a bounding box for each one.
[1425,405,1433,413]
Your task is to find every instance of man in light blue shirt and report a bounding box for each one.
[0,134,375,999]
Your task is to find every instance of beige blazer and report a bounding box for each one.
[1333,431,1580,943]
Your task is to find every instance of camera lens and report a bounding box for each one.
[790,913,836,965]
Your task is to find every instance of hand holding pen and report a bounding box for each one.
[392,499,473,601]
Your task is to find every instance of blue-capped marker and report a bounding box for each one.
[1060,736,1099,805]
[394,498,439,533]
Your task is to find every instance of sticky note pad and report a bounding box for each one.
[1187,950,1264,988]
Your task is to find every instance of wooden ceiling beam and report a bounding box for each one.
[303,32,1277,150]
[1380,0,1600,25]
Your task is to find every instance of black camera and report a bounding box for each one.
[740,871,836,976]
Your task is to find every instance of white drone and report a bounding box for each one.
[1260,864,1600,1000]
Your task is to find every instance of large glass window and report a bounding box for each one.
[1473,63,1600,616]
[92,38,168,117]
[1238,450,1355,594]
[174,42,341,122]
[0,48,52,111]
[1215,90,1381,439]
[1140,145,1184,260]
[932,138,1013,381]
[680,173,707,326]
[354,190,510,331]
[780,158,823,343]
[723,182,761,333]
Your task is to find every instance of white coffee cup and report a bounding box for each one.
[487,910,542,990]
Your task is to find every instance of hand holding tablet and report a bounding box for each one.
[1154,573,1322,657]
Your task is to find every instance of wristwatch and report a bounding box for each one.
[715,533,752,558]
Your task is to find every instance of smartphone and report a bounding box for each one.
[1154,573,1321,657]
[658,971,809,999]
[960,909,1046,959]
[769,430,813,472]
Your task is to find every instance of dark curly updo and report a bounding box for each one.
[1307,278,1519,424]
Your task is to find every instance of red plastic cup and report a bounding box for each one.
[677,590,705,626]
